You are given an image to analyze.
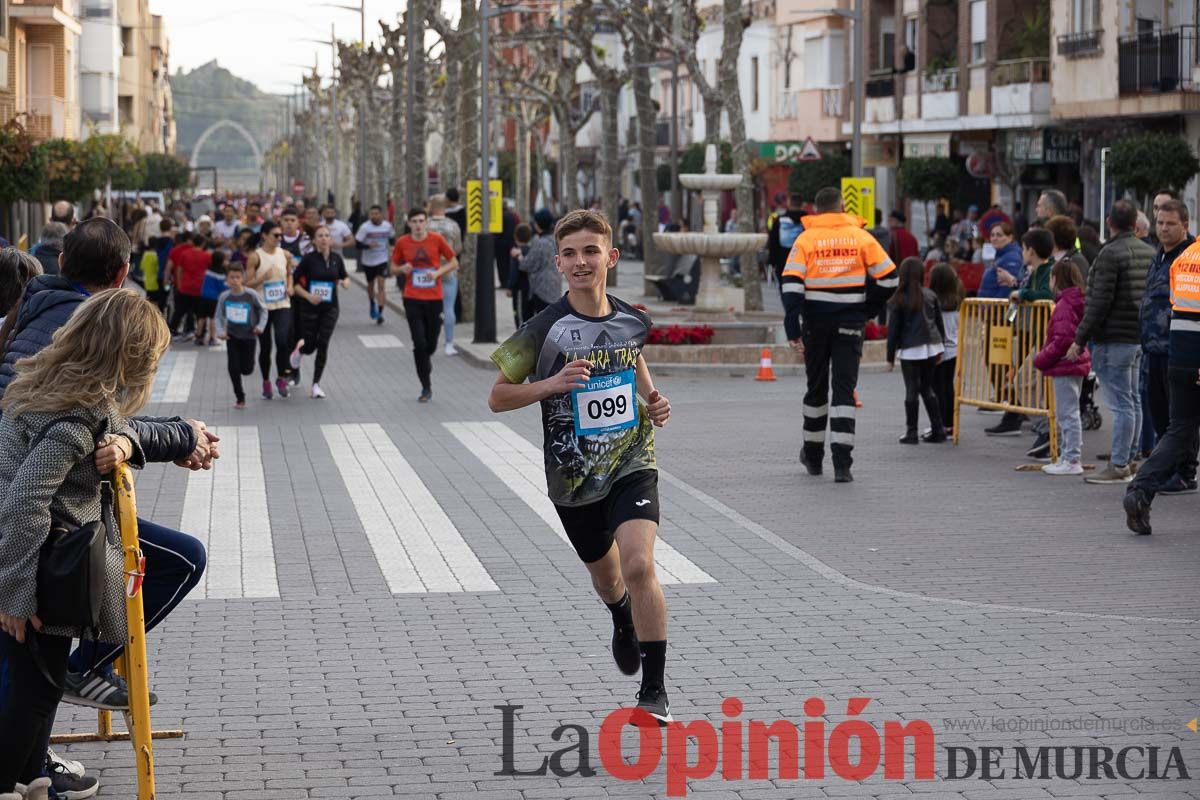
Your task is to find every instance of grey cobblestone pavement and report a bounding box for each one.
[54,279,1199,798]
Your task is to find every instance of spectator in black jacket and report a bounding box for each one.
[0,218,210,786]
[31,223,67,277]
[1067,200,1155,484]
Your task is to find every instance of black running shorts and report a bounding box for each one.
[554,469,660,563]
[362,264,389,282]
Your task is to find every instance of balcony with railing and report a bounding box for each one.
[863,73,896,124]
[921,68,959,120]
[1118,26,1200,94]
[19,95,67,139]
[1057,29,1103,58]
[991,57,1051,116]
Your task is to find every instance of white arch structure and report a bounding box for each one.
[189,119,263,173]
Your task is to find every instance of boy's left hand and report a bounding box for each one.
[646,390,671,427]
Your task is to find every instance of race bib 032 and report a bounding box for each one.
[310,280,334,302]
[572,368,638,437]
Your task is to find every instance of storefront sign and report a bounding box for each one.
[759,139,822,163]
[903,133,952,158]
[1042,130,1081,165]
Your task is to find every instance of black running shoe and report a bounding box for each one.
[985,413,1024,436]
[47,757,99,800]
[1123,490,1152,535]
[1158,475,1198,495]
[1026,432,1051,460]
[418,388,432,403]
[834,466,853,483]
[799,450,822,476]
[612,624,640,676]
[635,684,672,725]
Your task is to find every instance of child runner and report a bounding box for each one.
[390,207,458,403]
[355,205,395,325]
[887,257,947,444]
[290,226,350,399]
[215,263,268,409]
[1033,258,1091,475]
[244,220,293,399]
[488,210,674,723]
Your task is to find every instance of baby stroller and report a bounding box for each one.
[1080,372,1102,430]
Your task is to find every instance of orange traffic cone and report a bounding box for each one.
[755,348,777,381]
[854,390,863,408]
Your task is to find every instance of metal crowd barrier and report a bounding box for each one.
[954,298,1059,464]
[51,463,183,800]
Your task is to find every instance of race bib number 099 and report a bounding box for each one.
[572,368,638,437]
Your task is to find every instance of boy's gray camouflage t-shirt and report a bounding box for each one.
[491,295,655,507]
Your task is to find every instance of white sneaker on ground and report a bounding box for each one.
[444,343,458,356]
[1042,460,1084,476]
[47,748,85,778]
[311,383,327,399]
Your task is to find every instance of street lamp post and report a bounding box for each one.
[474,1,537,344]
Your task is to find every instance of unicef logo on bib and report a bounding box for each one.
[571,368,638,437]
[224,301,250,325]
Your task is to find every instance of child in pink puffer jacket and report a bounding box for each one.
[1033,258,1092,475]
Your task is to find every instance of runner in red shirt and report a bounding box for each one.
[390,207,458,402]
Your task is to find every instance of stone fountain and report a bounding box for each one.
[652,144,767,320]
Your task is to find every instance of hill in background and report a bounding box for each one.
[170,61,286,190]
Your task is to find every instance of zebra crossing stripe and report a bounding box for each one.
[443,421,716,585]
[322,423,499,594]
[151,350,197,403]
[358,334,405,348]
[181,426,279,599]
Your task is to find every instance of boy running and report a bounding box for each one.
[391,207,458,402]
[214,263,268,408]
[488,210,674,722]
[355,205,396,324]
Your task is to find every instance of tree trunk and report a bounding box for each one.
[391,65,406,203]
[440,57,460,190]
[718,0,760,311]
[560,111,580,210]
[515,111,530,216]
[531,124,545,209]
[406,0,428,205]
[630,50,658,273]
[457,0,479,323]
[599,80,621,245]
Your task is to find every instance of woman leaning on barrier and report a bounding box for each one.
[0,289,170,797]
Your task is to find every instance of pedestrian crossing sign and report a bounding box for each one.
[841,177,875,223]
[467,179,503,233]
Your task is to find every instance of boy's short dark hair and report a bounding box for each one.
[369,204,383,212]
[61,218,131,288]
[225,262,245,275]
[514,223,533,244]
[407,207,427,220]
[813,187,841,212]
[281,206,300,218]
[1021,228,1055,260]
[554,209,613,244]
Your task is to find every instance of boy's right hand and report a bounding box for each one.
[547,360,593,394]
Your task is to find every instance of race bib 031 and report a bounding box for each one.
[572,368,638,437]
[310,280,334,302]
[263,280,287,303]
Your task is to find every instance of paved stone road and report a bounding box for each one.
[54,280,1200,799]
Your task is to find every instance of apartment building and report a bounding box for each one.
[3,0,83,140]
[115,0,171,153]
[1052,0,1199,222]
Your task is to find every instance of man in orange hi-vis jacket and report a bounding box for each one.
[781,186,898,484]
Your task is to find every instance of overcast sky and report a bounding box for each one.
[150,1,452,97]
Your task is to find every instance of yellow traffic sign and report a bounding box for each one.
[840,177,875,224]
[1188,718,1198,734]
[466,179,503,233]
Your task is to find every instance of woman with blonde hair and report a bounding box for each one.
[0,288,169,797]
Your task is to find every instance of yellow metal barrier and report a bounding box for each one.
[51,463,183,800]
[954,298,1059,463]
